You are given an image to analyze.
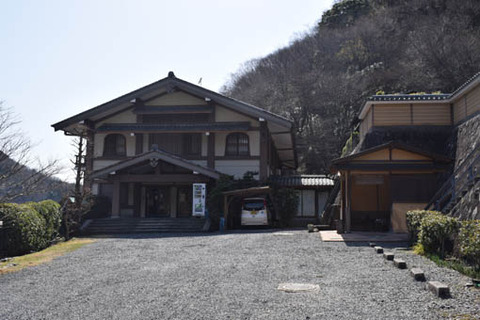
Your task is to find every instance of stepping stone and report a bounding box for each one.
[410,268,426,281]
[393,258,407,269]
[383,252,394,261]
[277,283,320,293]
[374,246,383,253]
[426,281,450,298]
[369,242,376,247]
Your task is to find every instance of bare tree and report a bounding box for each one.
[0,102,59,203]
[63,135,92,239]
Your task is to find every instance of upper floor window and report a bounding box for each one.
[104,134,126,157]
[225,133,249,156]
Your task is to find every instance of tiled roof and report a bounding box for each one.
[271,175,334,187]
[450,71,480,97]
[368,94,450,102]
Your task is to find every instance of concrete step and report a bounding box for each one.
[83,218,206,235]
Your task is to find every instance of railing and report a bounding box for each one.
[320,176,341,225]
[426,146,480,212]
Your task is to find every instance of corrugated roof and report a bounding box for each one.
[271,175,334,187]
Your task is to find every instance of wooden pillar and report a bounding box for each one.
[259,120,268,182]
[140,186,146,218]
[134,183,141,217]
[170,186,177,218]
[345,171,352,232]
[223,195,229,230]
[207,133,215,169]
[83,120,95,193]
[135,134,144,155]
[112,180,120,217]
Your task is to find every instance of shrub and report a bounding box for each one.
[0,203,49,256]
[457,220,480,269]
[28,200,62,242]
[272,187,298,227]
[84,195,112,220]
[406,210,440,243]
[418,213,459,257]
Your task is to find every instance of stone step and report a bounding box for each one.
[374,246,383,254]
[393,258,407,269]
[83,218,206,235]
[426,281,450,298]
[410,268,426,281]
[383,252,394,261]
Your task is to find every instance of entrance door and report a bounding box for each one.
[145,186,170,217]
[177,186,193,217]
[350,174,390,231]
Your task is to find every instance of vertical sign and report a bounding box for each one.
[192,183,206,217]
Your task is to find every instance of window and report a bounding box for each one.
[183,133,201,156]
[103,134,126,157]
[225,133,249,156]
[297,190,315,217]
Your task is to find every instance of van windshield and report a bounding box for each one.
[243,200,265,211]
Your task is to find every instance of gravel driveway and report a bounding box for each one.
[1,230,479,319]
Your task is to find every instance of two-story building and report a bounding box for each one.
[52,72,296,219]
[332,72,480,233]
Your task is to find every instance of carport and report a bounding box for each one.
[222,186,278,229]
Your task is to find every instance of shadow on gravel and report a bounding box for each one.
[83,228,305,239]
[343,241,410,249]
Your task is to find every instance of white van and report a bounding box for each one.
[241,197,269,226]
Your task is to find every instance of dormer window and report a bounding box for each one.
[225,133,249,156]
[104,134,126,157]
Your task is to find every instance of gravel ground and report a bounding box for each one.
[1,230,479,319]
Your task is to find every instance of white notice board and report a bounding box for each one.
[192,183,206,217]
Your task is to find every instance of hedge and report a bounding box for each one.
[0,201,62,257]
[27,200,62,242]
[407,210,480,270]
[457,220,480,269]
[418,213,459,257]
[406,210,440,243]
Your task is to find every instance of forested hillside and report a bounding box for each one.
[0,154,72,203]
[222,0,480,173]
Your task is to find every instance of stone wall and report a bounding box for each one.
[450,114,480,220]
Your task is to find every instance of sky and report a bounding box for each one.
[0,0,334,181]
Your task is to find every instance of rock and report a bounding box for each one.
[374,246,383,253]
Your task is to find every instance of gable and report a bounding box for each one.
[215,105,258,126]
[352,148,432,162]
[353,149,389,161]
[146,91,207,106]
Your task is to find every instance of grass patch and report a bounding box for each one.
[423,253,480,280]
[413,243,480,279]
[0,238,95,275]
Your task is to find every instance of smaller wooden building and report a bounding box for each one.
[331,142,451,232]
